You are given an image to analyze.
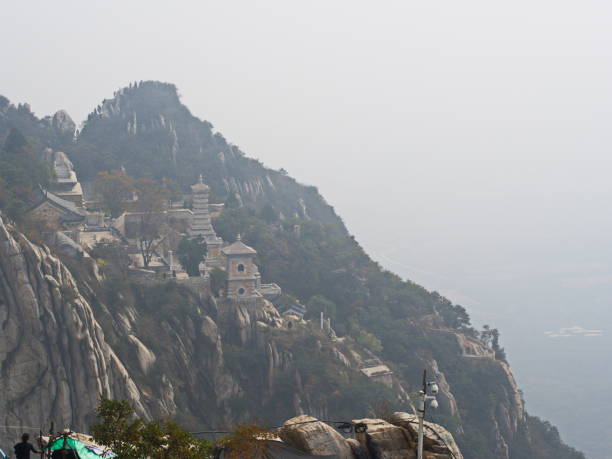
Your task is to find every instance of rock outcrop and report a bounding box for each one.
[352,418,415,458]
[280,415,354,458]
[51,110,76,135]
[0,216,146,446]
[391,412,463,459]
[279,413,462,459]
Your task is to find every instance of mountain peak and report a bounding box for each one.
[117,80,181,102]
[84,81,186,125]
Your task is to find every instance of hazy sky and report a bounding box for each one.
[2,1,612,457]
[2,1,611,240]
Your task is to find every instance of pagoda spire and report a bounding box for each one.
[189,175,215,239]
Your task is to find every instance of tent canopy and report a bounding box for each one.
[48,436,116,459]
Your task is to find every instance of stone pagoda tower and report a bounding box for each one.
[189,175,223,266]
[190,175,215,238]
[222,234,259,298]
[221,234,281,301]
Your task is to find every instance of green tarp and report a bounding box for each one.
[48,437,115,459]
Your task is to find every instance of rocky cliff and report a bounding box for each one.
[0,216,145,441]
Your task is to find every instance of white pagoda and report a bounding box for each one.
[189,175,224,267]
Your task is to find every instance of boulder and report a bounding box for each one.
[52,109,76,134]
[345,438,369,459]
[390,412,463,459]
[279,415,354,458]
[352,418,415,459]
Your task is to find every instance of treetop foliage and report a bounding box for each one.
[93,170,135,218]
[0,128,53,221]
[91,398,213,459]
[3,127,28,153]
[219,425,274,459]
[177,235,207,276]
[91,398,282,459]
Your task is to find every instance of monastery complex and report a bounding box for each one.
[26,150,280,303]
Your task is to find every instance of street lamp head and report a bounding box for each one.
[429,382,439,395]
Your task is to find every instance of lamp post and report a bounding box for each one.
[417,369,439,459]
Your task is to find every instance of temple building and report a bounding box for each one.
[27,187,86,230]
[222,234,281,301]
[189,175,224,267]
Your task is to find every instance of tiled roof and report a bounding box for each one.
[30,187,86,221]
[221,236,257,256]
[190,174,210,192]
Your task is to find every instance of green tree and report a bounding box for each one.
[209,267,227,297]
[176,235,207,276]
[350,322,383,353]
[259,204,278,223]
[0,128,53,221]
[90,398,212,459]
[3,128,28,153]
[91,242,131,278]
[479,324,494,347]
[133,178,170,267]
[93,170,134,218]
[224,193,240,209]
[90,398,143,458]
[305,295,337,321]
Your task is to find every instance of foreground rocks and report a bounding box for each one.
[279,415,355,458]
[280,413,463,459]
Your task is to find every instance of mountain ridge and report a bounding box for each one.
[0,82,585,459]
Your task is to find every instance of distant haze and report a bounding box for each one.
[2,1,611,457]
